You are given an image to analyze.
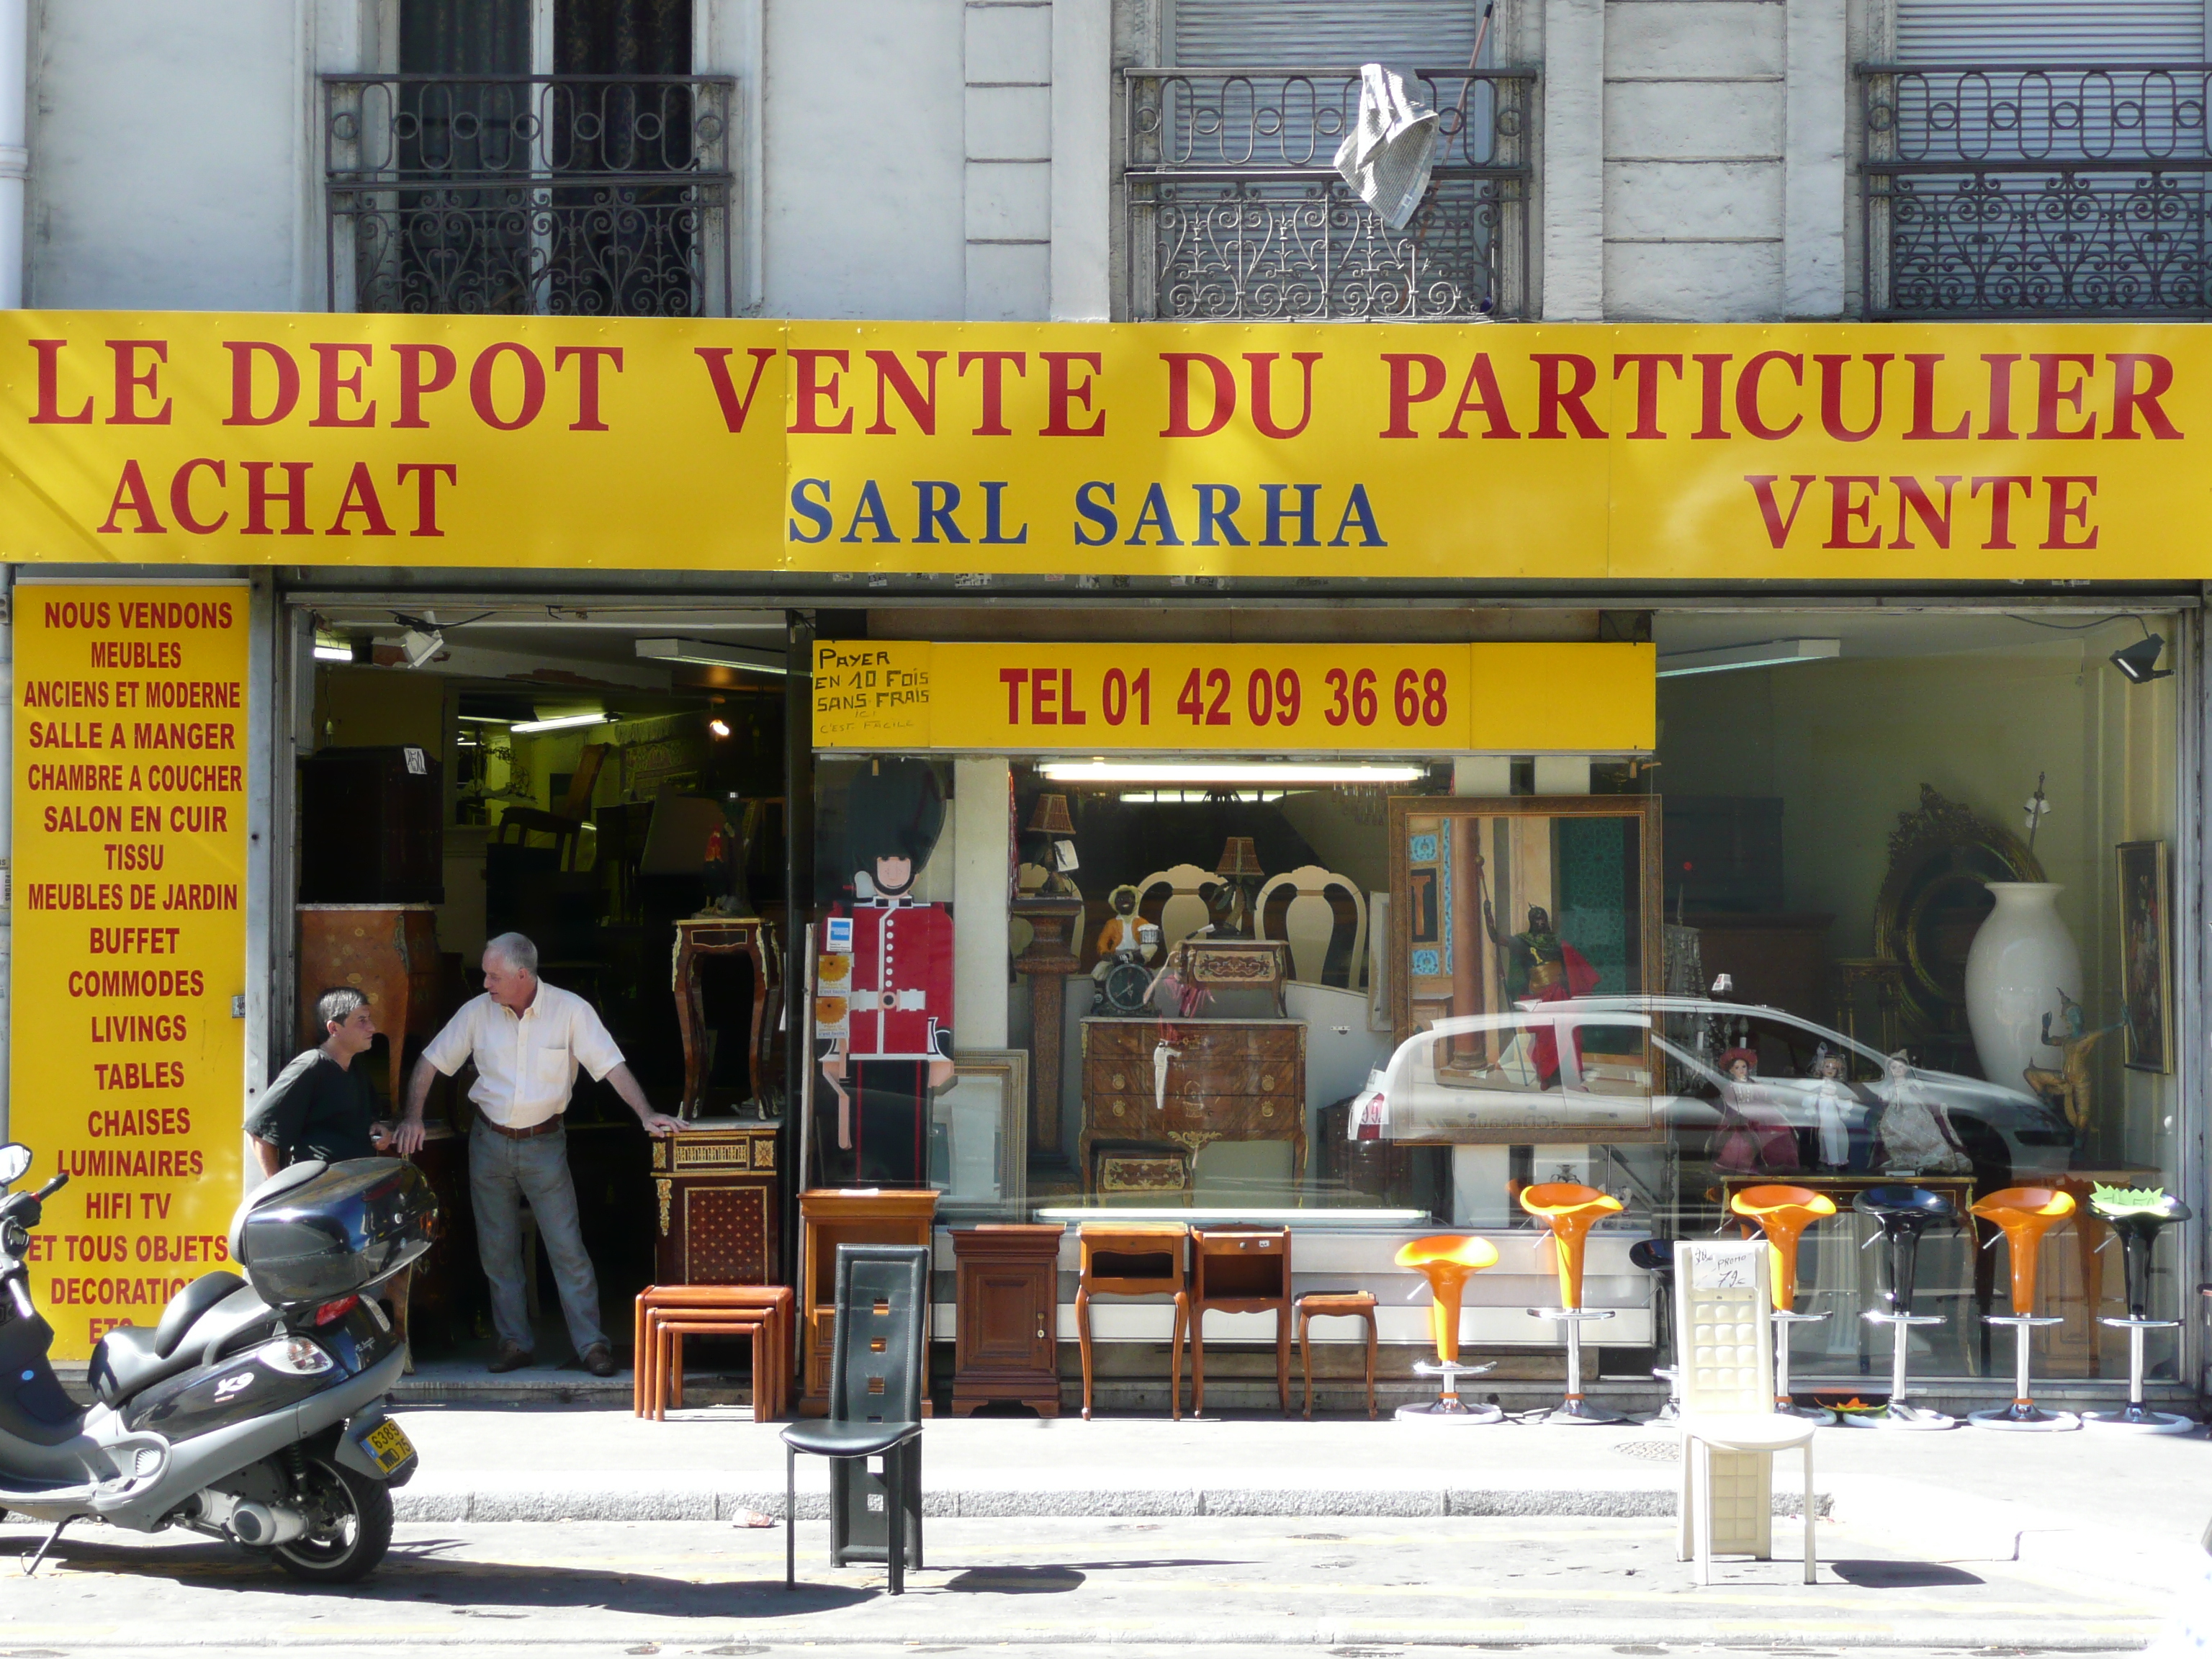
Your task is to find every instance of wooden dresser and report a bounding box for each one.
[1079,1018,1307,1195]
[649,1118,783,1287]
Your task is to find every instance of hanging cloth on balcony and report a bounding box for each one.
[1333,63,1439,231]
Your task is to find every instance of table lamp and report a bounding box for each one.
[1028,793,1079,898]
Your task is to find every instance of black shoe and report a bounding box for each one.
[580,1343,619,1378]
[487,1341,533,1374]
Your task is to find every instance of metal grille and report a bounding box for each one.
[1858,63,2212,316]
[323,73,736,316]
[1123,68,1535,320]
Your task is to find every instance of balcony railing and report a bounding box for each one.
[1123,68,1536,321]
[1858,63,2212,318]
[323,73,736,316]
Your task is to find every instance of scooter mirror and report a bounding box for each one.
[0,1144,28,1187]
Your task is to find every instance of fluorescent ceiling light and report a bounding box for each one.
[1037,760,1427,786]
[1656,637,1842,678]
[511,711,610,734]
[635,637,788,676]
[313,642,352,662]
[456,714,516,725]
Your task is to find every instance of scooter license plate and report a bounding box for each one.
[360,1419,415,1475]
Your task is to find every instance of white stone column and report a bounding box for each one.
[966,0,1056,320]
[1541,0,1606,320]
[1784,0,1847,318]
[1049,0,1110,320]
[1453,756,1513,795]
[0,0,24,307]
[953,757,1012,1048]
[1533,756,1592,794]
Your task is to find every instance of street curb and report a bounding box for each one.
[391,1480,1827,1524]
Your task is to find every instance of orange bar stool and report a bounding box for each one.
[1966,1187,2080,1431]
[1393,1235,1502,1423]
[1519,1182,1627,1425]
[1730,1184,1840,1425]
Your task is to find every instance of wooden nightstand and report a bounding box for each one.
[949,1225,1065,1416]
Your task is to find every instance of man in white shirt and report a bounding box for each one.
[395,931,682,1376]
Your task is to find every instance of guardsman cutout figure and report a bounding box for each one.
[817,759,955,1186]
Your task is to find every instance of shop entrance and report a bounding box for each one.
[279,601,791,1371]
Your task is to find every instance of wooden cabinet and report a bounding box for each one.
[297,903,443,1110]
[300,745,444,904]
[1079,1018,1306,1194]
[650,1118,782,1287]
[798,1188,938,1416]
[949,1225,1064,1416]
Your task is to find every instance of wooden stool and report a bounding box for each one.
[634,1285,794,1421]
[1190,1226,1292,1417]
[1075,1223,1190,1420]
[1295,1291,1378,1419]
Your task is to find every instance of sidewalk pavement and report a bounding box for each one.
[387,1405,2212,1593]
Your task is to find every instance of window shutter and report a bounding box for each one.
[1169,0,1483,68]
[1893,0,2205,62]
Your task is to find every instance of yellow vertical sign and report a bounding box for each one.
[11,583,249,1359]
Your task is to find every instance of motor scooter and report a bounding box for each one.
[0,1141,435,1582]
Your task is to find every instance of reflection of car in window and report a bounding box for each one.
[1354,997,2074,1182]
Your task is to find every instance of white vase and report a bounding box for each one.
[1964,882,2081,1094]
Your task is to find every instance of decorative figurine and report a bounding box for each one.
[1712,1047,1800,1175]
[1092,884,1159,1016]
[815,759,956,1187]
[2022,989,2118,1132]
[698,804,754,917]
[1805,1043,1864,1172]
[1872,1049,1972,1175]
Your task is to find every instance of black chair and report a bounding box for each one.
[781,1244,928,1593]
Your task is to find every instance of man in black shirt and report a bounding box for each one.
[245,986,391,1175]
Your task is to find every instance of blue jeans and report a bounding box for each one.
[469,1123,606,1356]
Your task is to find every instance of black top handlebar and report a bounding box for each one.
[34,1172,67,1201]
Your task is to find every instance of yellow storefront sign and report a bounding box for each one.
[0,314,2204,580]
[10,583,248,1359]
[813,641,1657,754]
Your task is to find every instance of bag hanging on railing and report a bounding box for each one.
[1333,63,1439,230]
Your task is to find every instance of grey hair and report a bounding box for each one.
[315,986,369,1030]
[483,932,539,976]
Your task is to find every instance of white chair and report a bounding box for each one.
[1136,864,1223,955]
[1673,1239,1817,1586]
[1255,865,1367,988]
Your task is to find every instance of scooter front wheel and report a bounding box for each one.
[271,1455,393,1584]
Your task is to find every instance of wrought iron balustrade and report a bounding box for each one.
[323,73,736,316]
[1858,63,2212,317]
[1123,68,1536,321]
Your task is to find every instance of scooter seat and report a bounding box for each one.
[87,1271,258,1407]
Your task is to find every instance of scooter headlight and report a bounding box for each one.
[253,1336,336,1377]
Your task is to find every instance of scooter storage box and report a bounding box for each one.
[232,1159,436,1307]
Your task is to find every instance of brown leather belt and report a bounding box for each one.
[478,1114,563,1141]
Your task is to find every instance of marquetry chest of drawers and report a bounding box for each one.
[1079,1018,1306,1195]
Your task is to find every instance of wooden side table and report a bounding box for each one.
[1190,1226,1292,1417]
[297,903,441,1108]
[1075,1222,1190,1420]
[798,1187,939,1416]
[950,1225,1064,1416]
[672,916,781,1117]
[650,1118,783,1285]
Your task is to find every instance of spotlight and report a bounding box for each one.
[2111,634,2172,684]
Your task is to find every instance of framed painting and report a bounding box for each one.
[2116,840,2172,1074]
[931,1050,1030,1214]
[1388,795,1664,1051]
